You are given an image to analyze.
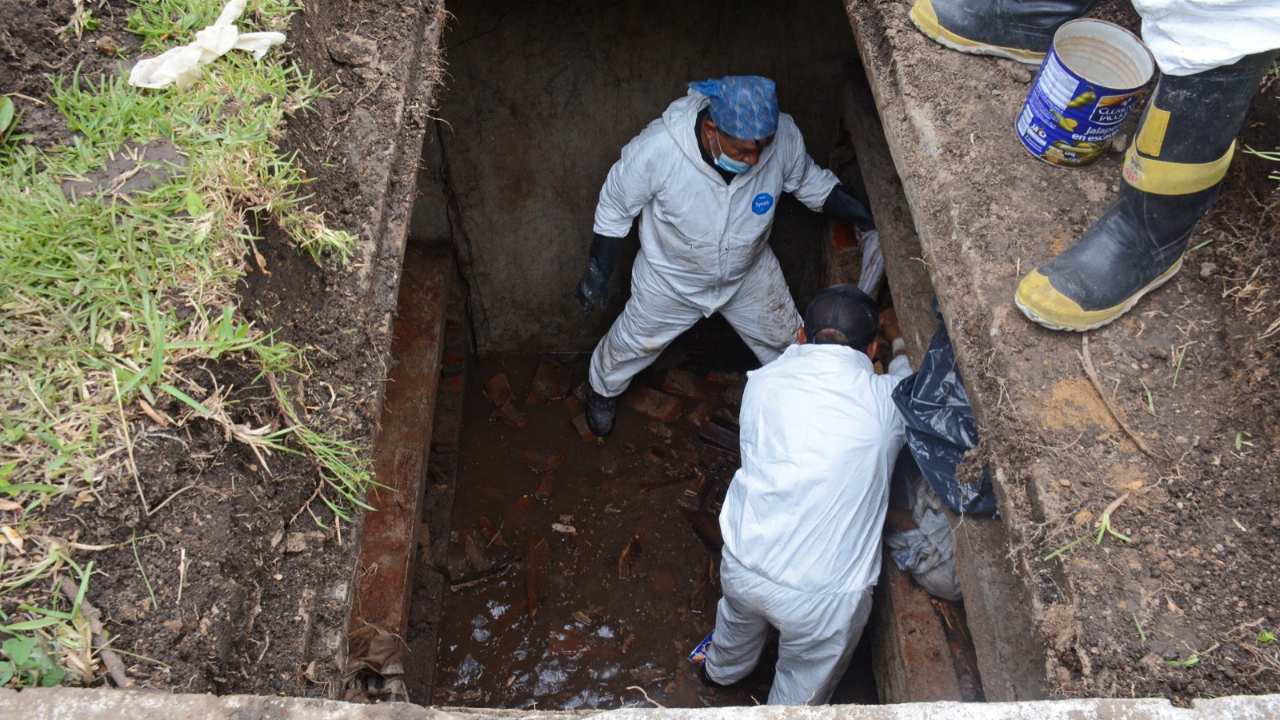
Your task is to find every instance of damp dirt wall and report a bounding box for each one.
[411,0,862,353]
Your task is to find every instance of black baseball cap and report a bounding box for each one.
[804,285,878,350]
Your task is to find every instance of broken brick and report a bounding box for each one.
[483,373,514,406]
[512,446,563,474]
[686,401,712,428]
[705,371,739,388]
[563,395,583,416]
[571,413,597,443]
[624,386,682,424]
[440,373,464,393]
[532,356,572,400]
[492,401,528,429]
[662,367,705,398]
[534,474,553,497]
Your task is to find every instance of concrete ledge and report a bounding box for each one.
[5,688,1280,719]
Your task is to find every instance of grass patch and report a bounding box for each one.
[0,0,371,687]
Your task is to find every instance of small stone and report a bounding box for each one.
[996,59,1033,84]
[284,531,324,553]
[1059,478,1072,487]
[95,36,119,56]
[1200,262,1218,279]
[327,34,378,67]
[1110,133,1129,153]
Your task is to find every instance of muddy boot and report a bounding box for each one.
[585,385,617,437]
[909,0,1094,65]
[1015,51,1279,331]
[698,662,732,689]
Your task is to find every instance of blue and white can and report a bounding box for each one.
[688,630,714,664]
[1016,19,1155,167]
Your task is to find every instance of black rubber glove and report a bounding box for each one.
[574,233,625,314]
[823,185,875,231]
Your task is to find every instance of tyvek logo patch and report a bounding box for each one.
[751,192,774,216]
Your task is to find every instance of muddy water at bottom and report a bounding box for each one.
[431,353,837,708]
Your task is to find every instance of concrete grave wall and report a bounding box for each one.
[411,0,861,352]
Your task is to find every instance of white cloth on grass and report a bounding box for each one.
[704,552,874,705]
[705,343,911,704]
[1133,0,1280,76]
[588,90,839,396]
[129,0,286,89]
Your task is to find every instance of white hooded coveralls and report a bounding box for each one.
[588,91,840,398]
[706,343,912,705]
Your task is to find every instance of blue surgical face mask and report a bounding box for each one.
[713,133,751,174]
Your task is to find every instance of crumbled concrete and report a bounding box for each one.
[4,688,1279,719]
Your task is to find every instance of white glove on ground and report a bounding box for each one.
[129,0,286,89]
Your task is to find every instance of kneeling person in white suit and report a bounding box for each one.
[573,75,877,437]
[701,285,912,705]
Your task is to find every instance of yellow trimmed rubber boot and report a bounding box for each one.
[1015,51,1279,332]
[909,0,1093,66]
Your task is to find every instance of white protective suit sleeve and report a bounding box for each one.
[592,122,668,238]
[887,353,912,380]
[1134,0,1280,75]
[778,123,841,211]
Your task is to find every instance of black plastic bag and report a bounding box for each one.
[890,305,997,516]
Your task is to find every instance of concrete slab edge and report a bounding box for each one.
[4,687,1279,720]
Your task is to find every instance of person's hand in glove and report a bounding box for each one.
[824,185,884,295]
[574,233,625,314]
[822,185,875,232]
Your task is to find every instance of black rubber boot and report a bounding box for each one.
[698,662,732,689]
[909,0,1094,65]
[1016,51,1279,331]
[585,385,617,438]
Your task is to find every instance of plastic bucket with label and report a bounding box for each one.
[1015,19,1155,167]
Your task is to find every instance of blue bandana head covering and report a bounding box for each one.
[687,75,779,141]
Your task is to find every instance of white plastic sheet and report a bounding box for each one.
[129,0,286,89]
[1134,0,1280,75]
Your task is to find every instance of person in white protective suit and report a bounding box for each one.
[909,0,1280,331]
[697,285,912,705]
[573,76,880,437]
